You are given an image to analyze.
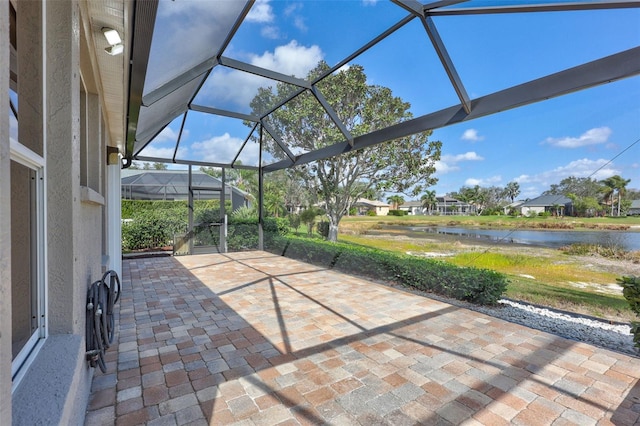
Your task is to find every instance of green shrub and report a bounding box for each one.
[366,210,377,216]
[617,275,640,351]
[388,209,407,216]
[231,206,257,220]
[266,236,508,305]
[227,216,289,251]
[300,208,319,236]
[288,214,301,233]
[122,212,187,251]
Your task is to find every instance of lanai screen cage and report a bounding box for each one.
[123,0,640,252]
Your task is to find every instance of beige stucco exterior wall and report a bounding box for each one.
[1,1,13,422]
[4,1,111,424]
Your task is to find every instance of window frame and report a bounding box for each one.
[10,139,48,390]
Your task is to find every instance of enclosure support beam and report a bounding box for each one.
[258,126,264,251]
[220,168,227,253]
[188,165,194,255]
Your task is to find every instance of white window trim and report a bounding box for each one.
[10,141,48,392]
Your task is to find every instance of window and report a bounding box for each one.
[9,1,47,384]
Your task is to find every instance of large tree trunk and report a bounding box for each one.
[327,213,340,242]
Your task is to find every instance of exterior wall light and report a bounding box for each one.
[102,27,123,56]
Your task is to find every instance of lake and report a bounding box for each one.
[372,225,640,251]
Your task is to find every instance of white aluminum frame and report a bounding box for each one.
[9,140,48,391]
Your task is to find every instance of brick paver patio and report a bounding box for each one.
[85,252,640,425]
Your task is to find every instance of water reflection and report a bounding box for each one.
[373,225,640,251]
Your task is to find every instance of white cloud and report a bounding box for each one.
[200,41,323,110]
[246,0,274,23]
[465,175,501,186]
[293,16,307,32]
[435,151,483,175]
[362,0,378,5]
[461,128,484,142]
[443,152,484,162]
[155,126,181,142]
[516,158,619,187]
[190,133,258,165]
[260,26,280,39]
[250,40,323,78]
[543,126,612,148]
[137,144,187,160]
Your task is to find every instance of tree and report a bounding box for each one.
[421,190,437,215]
[249,61,441,241]
[504,181,520,203]
[601,175,631,216]
[544,176,603,199]
[387,195,405,210]
[612,175,631,216]
[299,208,319,237]
[567,193,603,217]
[601,176,617,216]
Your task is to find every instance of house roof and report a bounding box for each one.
[520,195,572,207]
[630,200,640,209]
[401,201,423,208]
[354,198,390,208]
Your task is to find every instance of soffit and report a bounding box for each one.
[81,0,129,152]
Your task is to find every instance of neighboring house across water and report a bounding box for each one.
[629,200,640,216]
[435,196,476,215]
[398,197,476,215]
[353,199,391,216]
[399,201,425,215]
[519,195,573,216]
[121,169,251,211]
[504,200,526,215]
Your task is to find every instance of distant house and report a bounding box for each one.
[435,196,475,215]
[121,169,251,212]
[504,200,525,215]
[399,201,425,215]
[629,200,640,216]
[519,195,573,216]
[353,199,390,216]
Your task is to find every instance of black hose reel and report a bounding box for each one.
[85,270,121,373]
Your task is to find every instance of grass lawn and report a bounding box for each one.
[337,223,635,321]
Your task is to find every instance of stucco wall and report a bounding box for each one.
[1,2,13,422]
[8,1,103,424]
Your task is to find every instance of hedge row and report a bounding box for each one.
[618,275,640,351]
[265,236,508,306]
[122,208,289,252]
[122,199,222,219]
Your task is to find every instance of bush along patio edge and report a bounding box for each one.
[266,236,508,306]
[617,275,640,351]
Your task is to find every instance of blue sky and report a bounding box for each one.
[139,0,640,200]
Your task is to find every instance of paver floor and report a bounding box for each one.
[85,252,640,425]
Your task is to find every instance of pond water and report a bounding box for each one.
[374,225,640,251]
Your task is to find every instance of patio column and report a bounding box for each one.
[258,125,264,250]
[188,165,194,254]
[220,167,227,253]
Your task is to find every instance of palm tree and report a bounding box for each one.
[421,190,437,215]
[612,175,631,216]
[602,175,631,216]
[601,177,617,216]
[504,181,520,203]
[386,195,405,210]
